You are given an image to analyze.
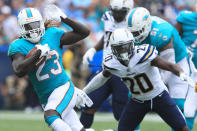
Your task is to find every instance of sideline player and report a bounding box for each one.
[80,0,137,129]
[176,5,197,130]
[83,28,190,131]
[126,7,189,114]
[8,5,93,131]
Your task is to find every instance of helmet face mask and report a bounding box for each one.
[18,8,45,43]
[131,26,147,43]
[111,40,135,65]
[110,28,135,66]
[21,21,44,41]
[24,21,41,31]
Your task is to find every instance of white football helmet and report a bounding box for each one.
[17,8,45,43]
[110,28,135,65]
[126,7,152,43]
[110,0,134,22]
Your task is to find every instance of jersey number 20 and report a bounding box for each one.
[122,73,154,95]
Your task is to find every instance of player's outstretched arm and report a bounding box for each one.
[83,69,112,94]
[151,56,183,76]
[11,51,41,77]
[82,36,104,66]
[44,4,89,46]
[60,17,90,46]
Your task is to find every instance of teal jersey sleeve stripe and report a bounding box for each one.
[25,8,33,18]
[128,8,138,27]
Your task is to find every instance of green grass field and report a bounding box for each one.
[0,111,196,131]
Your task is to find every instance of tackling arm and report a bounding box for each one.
[151,56,196,88]
[11,51,41,77]
[151,56,183,76]
[83,69,112,94]
[60,17,90,46]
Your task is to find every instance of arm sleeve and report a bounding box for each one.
[8,43,25,57]
[176,11,185,23]
[83,72,110,94]
[8,44,18,57]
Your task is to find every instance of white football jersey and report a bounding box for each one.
[103,44,168,101]
[101,11,127,58]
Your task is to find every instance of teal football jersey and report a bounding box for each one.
[177,11,197,68]
[8,27,74,105]
[176,11,197,47]
[140,16,187,63]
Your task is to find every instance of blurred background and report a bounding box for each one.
[0,0,196,113]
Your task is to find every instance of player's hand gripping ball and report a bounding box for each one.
[26,47,47,68]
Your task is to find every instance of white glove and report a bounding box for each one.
[75,87,93,109]
[82,48,96,66]
[35,44,50,58]
[44,4,67,22]
[179,72,195,88]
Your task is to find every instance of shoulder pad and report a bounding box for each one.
[103,54,120,71]
[135,44,157,64]
[8,39,24,57]
[150,22,173,48]
[101,11,113,22]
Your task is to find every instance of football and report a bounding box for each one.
[25,47,37,58]
[26,47,46,68]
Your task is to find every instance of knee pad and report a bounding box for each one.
[45,115,60,126]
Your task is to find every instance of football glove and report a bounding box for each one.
[82,48,96,66]
[35,44,50,58]
[179,72,195,88]
[44,4,67,22]
[75,87,93,109]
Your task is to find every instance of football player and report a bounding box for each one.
[126,7,189,118]
[83,28,190,131]
[80,0,137,130]
[8,5,93,131]
[176,4,197,130]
